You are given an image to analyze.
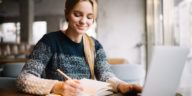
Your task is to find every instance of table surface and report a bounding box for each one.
[0,88,141,96]
[0,88,33,96]
[0,58,27,64]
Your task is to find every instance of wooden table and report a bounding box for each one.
[0,88,140,96]
[108,58,126,64]
[0,88,34,96]
[0,58,27,64]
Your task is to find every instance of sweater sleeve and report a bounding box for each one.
[16,35,58,95]
[93,39,128,92]
[94,39,115,81]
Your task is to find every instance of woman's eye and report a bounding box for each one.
[74,13,81,17]
[87,16,93,19]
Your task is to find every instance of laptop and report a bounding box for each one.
[141,46,189,96]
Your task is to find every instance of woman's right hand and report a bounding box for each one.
[51,79,83,96]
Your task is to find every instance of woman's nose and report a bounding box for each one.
[80,17,86,24]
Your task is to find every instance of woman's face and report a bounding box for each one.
[67,1,94,35]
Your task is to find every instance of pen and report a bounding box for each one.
[57,69,83,93]
[57,69,72,80]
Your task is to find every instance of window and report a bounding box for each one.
[0,21,47,44]
[146,0,192,95]
[32,21,47,44]
[0,22,20,43]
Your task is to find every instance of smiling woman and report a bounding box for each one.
[64,0,95,41]
[16,0,142,96]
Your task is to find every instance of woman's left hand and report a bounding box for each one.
[118,82,142,94]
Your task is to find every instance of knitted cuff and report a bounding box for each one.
[106,77,128,92]
[18,74,58,95]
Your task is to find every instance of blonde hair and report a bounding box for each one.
[65,0,98,22]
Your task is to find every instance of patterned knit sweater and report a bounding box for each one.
[16,31,120,95]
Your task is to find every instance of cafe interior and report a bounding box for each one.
[0,0,192,96]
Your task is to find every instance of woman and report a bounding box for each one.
[16,0,142,96]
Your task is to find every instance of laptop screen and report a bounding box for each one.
[142,46,189,96]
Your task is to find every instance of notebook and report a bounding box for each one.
[79,78,112,96]
[47,79,112,96]
[141,46,189,96]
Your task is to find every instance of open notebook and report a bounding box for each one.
[47,78,113,96]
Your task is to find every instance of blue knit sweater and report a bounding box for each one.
[16,31,116,95]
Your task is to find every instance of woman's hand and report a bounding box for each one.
[118,82,142,95]
[51,79,83,96]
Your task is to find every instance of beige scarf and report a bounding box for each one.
[83,34,95,79]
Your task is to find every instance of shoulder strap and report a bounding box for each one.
[83,34,95,79]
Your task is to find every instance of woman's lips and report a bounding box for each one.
[77,25,87,30]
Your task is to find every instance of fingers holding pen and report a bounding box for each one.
[55,69,83,96]
[52,79,83,96]
[66,79,83,91]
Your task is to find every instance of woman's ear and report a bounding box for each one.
[64,8,68,22]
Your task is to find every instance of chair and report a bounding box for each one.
[0,65,3,76]
[110,64,145,85]
[15,55,26,59]
[0,63,24,88]
[3,63,24,77]
[0,77,16,88]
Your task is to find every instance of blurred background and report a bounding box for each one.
[0,0,192,95]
